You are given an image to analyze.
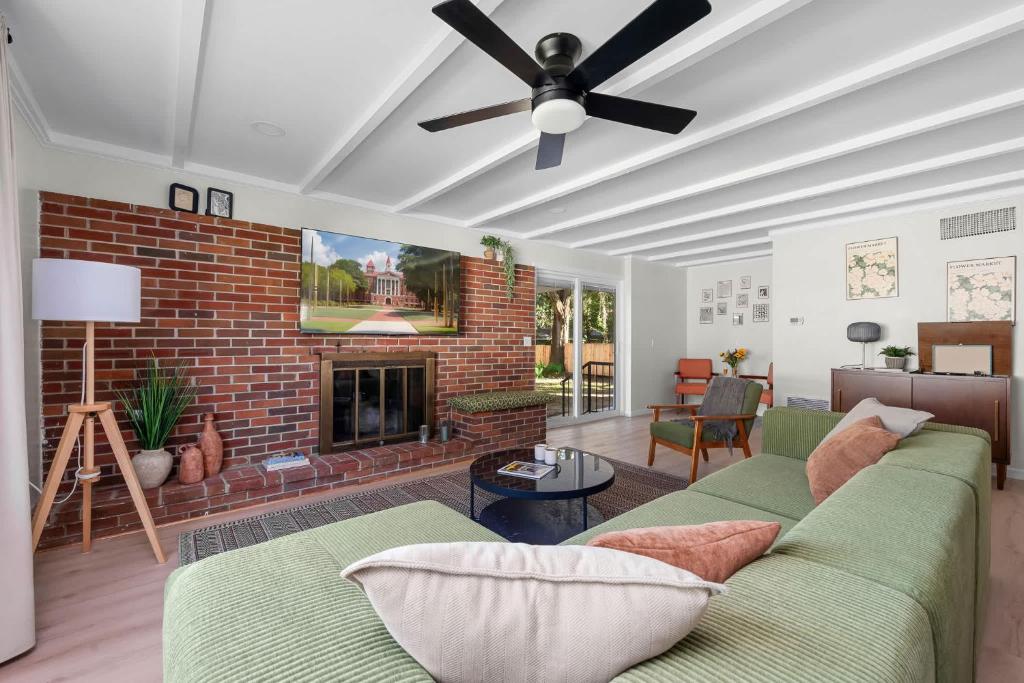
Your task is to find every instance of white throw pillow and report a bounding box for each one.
[825,397,933,441]
[342,542,727,683]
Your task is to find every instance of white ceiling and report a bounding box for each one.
[4,0,1023,266]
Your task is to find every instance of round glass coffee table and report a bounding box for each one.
[469,448,615,544]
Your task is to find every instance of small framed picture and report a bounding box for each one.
[736,293,749,308]
[168,183,199,213]
[699,307,714,324]
[753,303,769,323]
[740,276,751,290]
[206,187,234,218]
[716,302,728,315]
[701,288,713,303]
[757,285,770,299]
[717,280,733,298]
[732,313,743,326]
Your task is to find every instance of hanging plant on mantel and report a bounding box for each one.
[480,235,517,299]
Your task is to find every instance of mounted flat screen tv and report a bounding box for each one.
[300,228,460,336]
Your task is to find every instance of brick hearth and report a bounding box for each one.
[36,192,543,548]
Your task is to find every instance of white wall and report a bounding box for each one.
[773,193,1024,475]
[685,256,773,377]
[623,257,686,415]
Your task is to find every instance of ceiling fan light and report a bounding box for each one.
[531,98,586,134]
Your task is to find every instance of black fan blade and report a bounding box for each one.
[585,93,696,134]
[419,98,531,132]
[432,0,551,88]
[568,0,711,91]
[536,132,566,170]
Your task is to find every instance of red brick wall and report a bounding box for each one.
[36,191,540,546]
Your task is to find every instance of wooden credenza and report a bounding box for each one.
[831,368,1012,489]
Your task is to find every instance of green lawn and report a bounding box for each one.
[306,304,386,320]
[396,309,458,334]
[300,319,359,333]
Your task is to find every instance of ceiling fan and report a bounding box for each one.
[418,0,711,170]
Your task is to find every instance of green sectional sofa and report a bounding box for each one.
[164,407,991,682]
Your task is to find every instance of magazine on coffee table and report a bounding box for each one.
[497,461,555,480]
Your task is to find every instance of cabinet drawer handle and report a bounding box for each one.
[994,400,999,442]
[837,389,842,411]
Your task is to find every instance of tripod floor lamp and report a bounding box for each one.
[30,258,165,563]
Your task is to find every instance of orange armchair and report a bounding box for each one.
[674,358,713,403]
[739,362,774,408]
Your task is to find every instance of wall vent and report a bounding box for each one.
[786,396,830,411]
[939,207,1015,240]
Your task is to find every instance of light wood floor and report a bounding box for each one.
[2,415,1021,682]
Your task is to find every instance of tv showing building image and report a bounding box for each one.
[300,228,460,335]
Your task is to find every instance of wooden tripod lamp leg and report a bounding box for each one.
[98,408,166,563]
[31,411,85,550]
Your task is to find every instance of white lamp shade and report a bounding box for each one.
[32,258,141,322]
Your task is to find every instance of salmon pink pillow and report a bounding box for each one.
[586,520,781,583]
[807,415,901,504]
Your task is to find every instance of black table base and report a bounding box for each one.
[476,497,605,545]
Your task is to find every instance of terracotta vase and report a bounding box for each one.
[198,413,224,477]
[177,444,205,485]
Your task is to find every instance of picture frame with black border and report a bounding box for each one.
[206,187,234,219]
[752,303,769,323]
[168,183,199,213]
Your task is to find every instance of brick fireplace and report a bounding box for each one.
[35,192,543,548]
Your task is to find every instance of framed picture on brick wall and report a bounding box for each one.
[168,183,199,213]
[206,187,234,219]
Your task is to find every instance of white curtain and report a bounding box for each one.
[0,14,36,663]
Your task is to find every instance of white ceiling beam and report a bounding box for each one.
[298,0,506,194]
[596,128,1024,253]
[537,91,1024,242]
[392,0,813,213]
[466,5,1024,229]
[655,235,772,260]
[675,249,773,268]
[171,0,212,169]
[640,169,1024,258]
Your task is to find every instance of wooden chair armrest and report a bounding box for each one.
[738,374,768,380]
[690,413,757,422]
[647,403,698,422]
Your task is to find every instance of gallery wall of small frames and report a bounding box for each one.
[699,275,769,325]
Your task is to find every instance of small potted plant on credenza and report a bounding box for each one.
[878,345,915,370]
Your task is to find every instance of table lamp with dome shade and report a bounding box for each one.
[30,258,165,562]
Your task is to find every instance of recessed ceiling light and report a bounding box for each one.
[251,121,286,137]
[548,206,567,214]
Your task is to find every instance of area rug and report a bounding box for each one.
[178,457,686,564]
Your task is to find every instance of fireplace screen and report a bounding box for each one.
[319,352,435,454]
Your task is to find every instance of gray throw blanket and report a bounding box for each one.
[676,376,753,451]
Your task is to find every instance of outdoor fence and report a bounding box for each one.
[535,342,614,371]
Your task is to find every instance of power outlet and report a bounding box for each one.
[523,335,532,346]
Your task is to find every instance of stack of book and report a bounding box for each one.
[263,452,310,472]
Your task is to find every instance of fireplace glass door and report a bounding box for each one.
[320,353,435,454]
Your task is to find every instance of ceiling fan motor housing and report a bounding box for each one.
[531,33,587,134]
[534,32,583,76]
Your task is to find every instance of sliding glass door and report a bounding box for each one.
[535,272,619,426]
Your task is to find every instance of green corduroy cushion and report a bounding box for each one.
[164,501,502,683]
[448,390,555,413]
[689,453,817,521]
[613,554,935,682]
[773,465,976,683]
[650,419,696,447]
[561,490,800,547]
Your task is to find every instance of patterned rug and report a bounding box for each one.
[178,457,686,564]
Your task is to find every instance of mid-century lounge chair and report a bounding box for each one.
[647,378,762,483]
[673,358,714,403]
[740,361,774,408]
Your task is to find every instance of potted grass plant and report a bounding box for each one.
[480,235,502,260]
[115,357,198,489]
[879,345,915,370]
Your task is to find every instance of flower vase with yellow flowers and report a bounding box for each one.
[719,347,747,376]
